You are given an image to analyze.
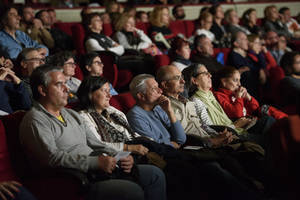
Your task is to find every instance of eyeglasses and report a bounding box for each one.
[25,58,45,63]
[92,61,103,65]
[195,71,211,77]
[64,62,76,67]
[165,75,184,81]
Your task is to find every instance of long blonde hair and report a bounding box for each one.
[114,12,133,32]
[149,6,169,27]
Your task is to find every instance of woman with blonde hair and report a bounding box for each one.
[149,6,175,51]
[114,12,153,52]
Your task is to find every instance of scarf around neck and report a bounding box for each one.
[193,89,244,134]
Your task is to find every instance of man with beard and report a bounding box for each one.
[172,4,185,20]
[19,5,54,49]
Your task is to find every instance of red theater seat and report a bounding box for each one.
[53,22,80,36]
[102,23,114,37]
[71,23,86,56]
[154,54,171,72]
[110,92,136,114]
[0,112,87,200]
[169,20,187,37]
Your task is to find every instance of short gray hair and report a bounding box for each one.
[129,74,154,100]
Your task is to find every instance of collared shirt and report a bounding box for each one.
[0,30,48,59]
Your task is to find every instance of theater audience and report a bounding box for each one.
[169,37,191,71]
[191,34,224,75]
[279,51,300,108]
[195,11,215,43]
[224,9,250,36]
[127,73,264,200]
[0,5,48,59]
[214,66,287,120]
[19,64,167,200]
[19,5,54,49]
[35,9,74,52]
[0,67,31,115]
[47,8,60,26]
[184,64,274,147]
[263,5,291,39]
[16,48,45,101]
[149,6,175,51]
[241,8,263,37]
[80,52,118,95]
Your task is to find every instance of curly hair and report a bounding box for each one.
[149,6,169,27]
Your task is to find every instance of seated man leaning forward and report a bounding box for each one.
[19,64,167,200]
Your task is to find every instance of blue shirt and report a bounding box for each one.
[0,30,48,59]
[126,105,186,146]
[109,83,118,96]
[0,80,31,114]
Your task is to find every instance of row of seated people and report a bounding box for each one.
[1,60,299,199]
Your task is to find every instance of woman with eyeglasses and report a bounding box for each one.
[80,52,118,96]
[183,64,275,147]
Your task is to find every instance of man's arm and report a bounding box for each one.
[20,118,99,172]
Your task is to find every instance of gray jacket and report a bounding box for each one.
[19,103,117,173]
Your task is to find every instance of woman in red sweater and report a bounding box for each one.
[214,66,287,120]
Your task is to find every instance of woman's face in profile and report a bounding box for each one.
[161,8,170,26]
[176,44,191,60]
[91,82,111,112]
[124,17,135,32]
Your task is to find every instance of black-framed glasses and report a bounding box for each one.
[165,75,184,81]
[195,71,211,77]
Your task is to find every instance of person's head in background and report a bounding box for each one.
[16,48,45,78]
[264,5,279,22]
[264,30,279,49]
[172,4,185,20]
[150,6,170,27]
[21,5,35,24]
[241,8,257,27]
[197,11,213,31]
[280,51,300,77]
[136,11,148,23]
[169,37,191,61]
[279,7,291,24]
[231,31,249,51]
[209,4,224,22]
[82,12,102,33]
[35,9,51,28]
[80,52,104,77]
[0,5,21,31]
[194,34,214,57]
[46,51,76,81]
[247,34,262,54]
[47,8,58,26]
[199,6,210,16]
[124,6,136,18]
[224,9,239,25]
[114,12,135,33]
[105,0,120,14]
[80,7,93,23]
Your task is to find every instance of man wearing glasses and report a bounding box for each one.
[16,48,46,101]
